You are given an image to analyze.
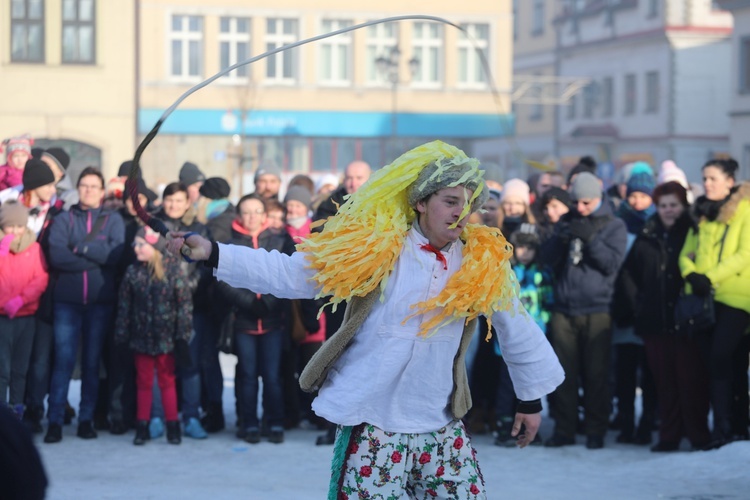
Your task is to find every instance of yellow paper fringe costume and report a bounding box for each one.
[298,140,518,338]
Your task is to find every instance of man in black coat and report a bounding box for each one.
[540,172,628,449]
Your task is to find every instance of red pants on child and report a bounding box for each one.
[134,353,178,422]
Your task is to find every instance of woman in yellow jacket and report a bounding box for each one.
[679,158,750,449]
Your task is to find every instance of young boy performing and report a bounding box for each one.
[169,141,564,499]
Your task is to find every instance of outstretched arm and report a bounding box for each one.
[167,231,320,299]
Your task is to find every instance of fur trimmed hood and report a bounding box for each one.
[718,182,750,224]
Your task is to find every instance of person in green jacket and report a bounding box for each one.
[679,158,750,449]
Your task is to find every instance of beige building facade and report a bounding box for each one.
[0,0,136,182]
[137,1,513,191]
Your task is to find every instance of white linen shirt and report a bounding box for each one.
[215,225,564,433]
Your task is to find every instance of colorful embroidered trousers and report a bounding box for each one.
[330,419,486,499]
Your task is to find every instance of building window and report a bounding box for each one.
[602,76,613,117]
[62,0,95,64]
[458,23,489,88]
[265,18,298,84]
[366,22,398,85]
[583,83,596,118]
[170,15,203,79]
[532,0,545,36]
[412,21,443,88]
[645,71,659,113]
[11,0,44,62]
[320,19,353,86]
[219,17,250,81]
[648,0,658,18]
[741,37,750,93]
[567,94,577,120]
[513,0,518,41]
[624,73,636,115]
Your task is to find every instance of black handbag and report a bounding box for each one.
[674,290,715,335]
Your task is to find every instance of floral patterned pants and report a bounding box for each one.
[332,420,486,499]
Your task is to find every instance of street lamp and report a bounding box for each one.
[375,46,419,140]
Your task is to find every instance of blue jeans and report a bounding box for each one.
[235,328,284,429]
[48,302,113,425]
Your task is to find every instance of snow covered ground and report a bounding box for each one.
[36,355,749,500]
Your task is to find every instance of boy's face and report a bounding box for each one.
[515,245,536,266]
[416,185,473,249]
[266,209,284,229]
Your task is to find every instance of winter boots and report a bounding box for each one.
[133,421,149,445]
[200,402,225,433]
[166,421,182,445]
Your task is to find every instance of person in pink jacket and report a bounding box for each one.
[0,135,33,191]
[0,201,49,418]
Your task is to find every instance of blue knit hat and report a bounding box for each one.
[626,169,655,197]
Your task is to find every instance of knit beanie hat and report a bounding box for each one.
[315,173,340,193]
[566,156,597,183]
[0,201,29,228]
[254,162,282,183]
[407,156,489,212]
[2,135,33,158]
[658,160,689,189]
[42,147,70,172]
[136,178,157,203]
[541,186,572,208]
[625,162,655,196]
[179,161,205,186]
[284,185,313,210]
[509,223,540,249]
[500,178,530,204]
[22,159,55,191]
[135,226,167,253]
[569,172,602,200]
[199,177,231,200]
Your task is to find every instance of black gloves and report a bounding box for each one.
[567,217,597,243]
[174,339,193,370]
[686,273,713,297]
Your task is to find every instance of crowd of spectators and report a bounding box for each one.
[1,132,748,457]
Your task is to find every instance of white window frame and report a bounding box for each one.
[411,21,443,89]
[457,23,489,90]
[169,14,203,82]
[219,16,251,84]
[319,19,353,87]
[265,17,298,86]
[365,21,399,86]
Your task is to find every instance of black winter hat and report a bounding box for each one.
[199,177,231,200]
[22,159,56,190]
[541,186,572,209]
[137,178,158,203]
[179,161,205,186]
[566,156,597,184]
[42,147,70,171]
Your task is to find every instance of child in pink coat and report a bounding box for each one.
[0,201,49,418]
[0,135,33,190]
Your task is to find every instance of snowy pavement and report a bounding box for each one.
[36,356,750,499]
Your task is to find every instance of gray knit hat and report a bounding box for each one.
[569,172,602,201]
[0,201,29,228]
[284,185,312,211]
[406,157,489,212]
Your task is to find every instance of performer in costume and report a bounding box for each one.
[168,141,564,499]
